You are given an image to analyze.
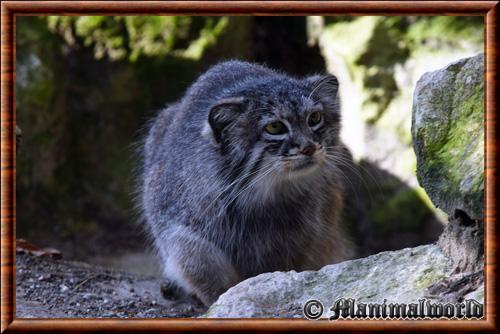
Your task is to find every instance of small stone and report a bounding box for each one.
[38,274,51,281]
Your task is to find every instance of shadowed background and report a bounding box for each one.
[16,16,483,275]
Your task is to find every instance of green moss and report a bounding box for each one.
[414,267,444,289]
[420,80,484,216]
[45,16,228,62]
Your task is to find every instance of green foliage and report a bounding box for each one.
[16,16,205,249]
[46,16,228,62]
[405,16,484,50]
[355,17,411,123]
[324,16,483,124]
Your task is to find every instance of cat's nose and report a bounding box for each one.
[300,144,316,157]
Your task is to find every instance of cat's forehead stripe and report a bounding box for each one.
[257,102,317,119]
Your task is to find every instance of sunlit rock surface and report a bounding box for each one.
[206,245,459,318]
[411,53,484,221]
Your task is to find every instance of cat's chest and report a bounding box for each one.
[219,200,323,259]
[229,193,322,230]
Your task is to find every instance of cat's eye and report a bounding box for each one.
[265,121,287,135]
[308,111,322,127]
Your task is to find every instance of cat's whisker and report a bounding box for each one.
[199,160,274,219]
[323,151,382,205]
[323,157,365,204]
[329,149,385,199]
[219,162,276,214]
[322,158,359,200]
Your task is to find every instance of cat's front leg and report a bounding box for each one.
[159,226,240,306]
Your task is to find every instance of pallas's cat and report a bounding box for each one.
[140,61,351,306]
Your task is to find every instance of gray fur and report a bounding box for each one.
[139,61,352,306]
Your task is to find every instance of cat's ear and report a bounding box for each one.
[306,74,339,106]
[204,97,245,144]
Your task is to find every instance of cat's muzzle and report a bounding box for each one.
[282,148,326,175]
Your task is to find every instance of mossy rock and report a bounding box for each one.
[206,245,461,318]
[411,54,484,220]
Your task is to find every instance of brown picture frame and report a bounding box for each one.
[1,1,498,332]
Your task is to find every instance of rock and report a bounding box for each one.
[205,245,482,318]
[411,54,484,221]
[437,209,483,273]
[411,54,484,297]
[408,54,485,306]
[464,283,484,302]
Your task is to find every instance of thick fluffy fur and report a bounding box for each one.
[140,61,352,306]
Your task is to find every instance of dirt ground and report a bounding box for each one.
[16,253,206,318]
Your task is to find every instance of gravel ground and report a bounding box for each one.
[16,253,205,318]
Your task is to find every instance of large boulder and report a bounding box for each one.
[411,54,484,302]
[206,245,456,318]
[411,54,484,221]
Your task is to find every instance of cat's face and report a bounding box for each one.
[206,74,341,190]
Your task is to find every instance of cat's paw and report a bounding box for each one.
[160,279,185,301]
[160,279,206,307]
